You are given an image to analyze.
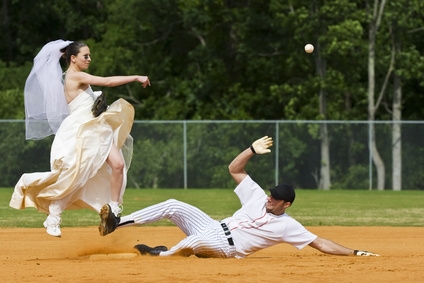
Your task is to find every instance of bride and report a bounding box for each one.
[10,40,150,237]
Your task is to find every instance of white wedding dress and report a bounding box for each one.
[10,87,134,214]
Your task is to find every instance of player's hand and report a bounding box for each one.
[138,76,151,88]
[142,78,151,88]
[354,250,379,256]
[251,136,273,155]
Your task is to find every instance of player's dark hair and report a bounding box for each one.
[60,41,87,66]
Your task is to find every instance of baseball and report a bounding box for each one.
[304,44,314,53]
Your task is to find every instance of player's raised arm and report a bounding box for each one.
[228,136,273,184]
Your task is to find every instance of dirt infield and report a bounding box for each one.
[1,226,423,282]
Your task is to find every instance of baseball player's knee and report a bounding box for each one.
[163,199,183,207]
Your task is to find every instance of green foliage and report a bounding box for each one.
[0,122,52,187]
[2,120,424,190]
[2,0,424,193]
[129,123,185,188]
[331,165,370,190]
[1,0,106,64]
[0,89,24,119]
[2,0,424,120]
[0,60,31,119]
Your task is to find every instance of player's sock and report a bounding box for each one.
[109,201,121,216]
[109,201,119,209]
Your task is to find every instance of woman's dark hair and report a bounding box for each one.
[60,41,87,66]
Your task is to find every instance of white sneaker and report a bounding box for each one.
[43,215,62,237]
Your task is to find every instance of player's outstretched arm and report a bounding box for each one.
[229,136,273,184]
[309,237,379,256]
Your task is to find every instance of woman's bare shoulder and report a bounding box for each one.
[64,73,90,103]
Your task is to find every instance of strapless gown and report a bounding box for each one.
[10,87,134,214]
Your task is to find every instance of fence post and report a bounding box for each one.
[275,121,279,186]
[368,121,373,191]
[183,121,187,189]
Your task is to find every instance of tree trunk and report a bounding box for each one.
[320,122,331,190]
[367,0,387,191]
[315,41,331,190]
[370,126,385,190]
[392,70,402,191]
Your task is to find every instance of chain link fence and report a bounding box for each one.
[1,120,423,190]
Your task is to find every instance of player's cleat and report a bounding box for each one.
[43,215,62,237]
[354,250,379,256]
[98,204,120,236]
[134,244,168,256]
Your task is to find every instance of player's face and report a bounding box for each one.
[266,195,291,215]
[73,46,91,70]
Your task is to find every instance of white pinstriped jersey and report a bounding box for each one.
[221,175,317,258]
[128,175,316,258]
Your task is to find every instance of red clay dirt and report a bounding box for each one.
[1,226,422,283]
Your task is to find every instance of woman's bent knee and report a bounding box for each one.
[110,160,125,173]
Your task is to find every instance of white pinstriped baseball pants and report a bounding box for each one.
[129,199,236,258]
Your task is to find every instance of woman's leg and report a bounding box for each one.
[106,143,125,215]
[45,193,72,237]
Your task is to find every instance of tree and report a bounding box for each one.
[386,0,424,190]
[271,0,367,189]
[366,0,388,190]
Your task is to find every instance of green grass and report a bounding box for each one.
[1,188,423,228]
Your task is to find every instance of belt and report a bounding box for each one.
[220,223,234,246]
